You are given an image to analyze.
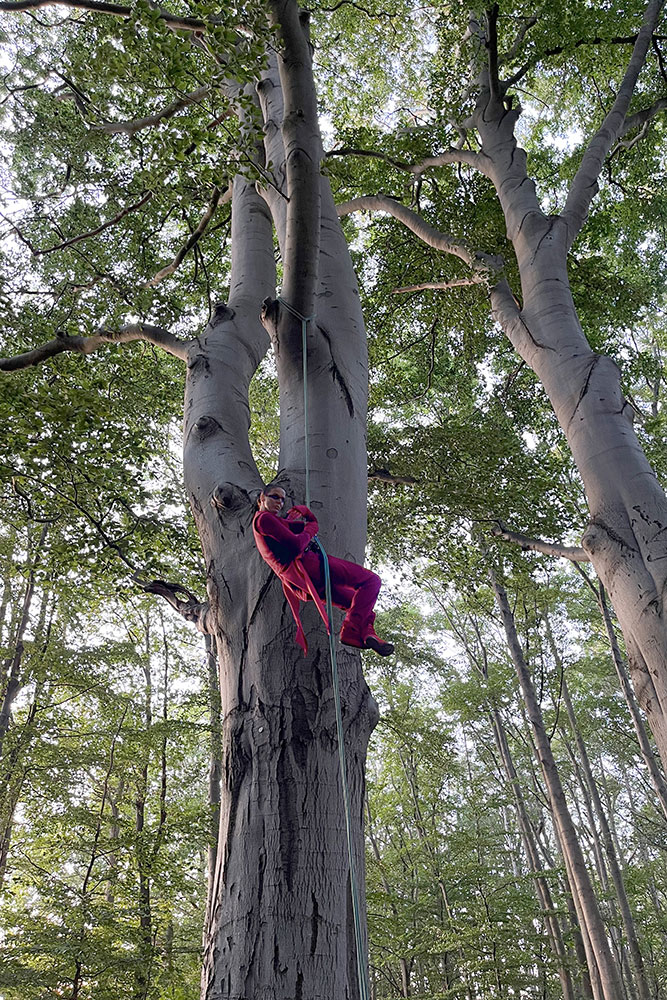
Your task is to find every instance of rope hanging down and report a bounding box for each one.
[277,295,371,1000]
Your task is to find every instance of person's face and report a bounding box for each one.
[259,487,286,514]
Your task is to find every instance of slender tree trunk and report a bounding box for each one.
[487,563,623,999]
[0,525,47,758]
[488,705,577,1000]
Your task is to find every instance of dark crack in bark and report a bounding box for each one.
[567,354,601,429]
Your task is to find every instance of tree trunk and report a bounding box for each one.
[487,563,623,999]
[0,525,47,758]
[474,10,667,766]
[193,8,378,993]
[596,584,667,822]
[549,630,652,1000]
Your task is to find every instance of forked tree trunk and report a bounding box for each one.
[475,2,667,768]
[187,8,378,990]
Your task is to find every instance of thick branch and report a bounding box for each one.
[270,0,321,319]
[135,577,211,633]
[491,521,589,562]
[0,0,207,29]
[95,86,214,136]
[619,96,667,138]
[562,0,666,246]
[0,322,190,371]
[337,194,489,269]
[145,185,226,287]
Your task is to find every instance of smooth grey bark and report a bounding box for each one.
[187,7,377,996]
[339,1,667,771]
[487,562,623,999]
[205,632,222,926]
[596,583,667,822]
[475,1,667,768]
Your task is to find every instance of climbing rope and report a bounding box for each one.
[277,295,371,1000]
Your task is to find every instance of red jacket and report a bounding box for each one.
[252,505,329,652]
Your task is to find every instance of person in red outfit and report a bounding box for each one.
[252,485,394,656]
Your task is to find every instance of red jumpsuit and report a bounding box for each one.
[252,504,382,653]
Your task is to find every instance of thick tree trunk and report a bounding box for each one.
[191,151,376,998]
[471,21,667,769]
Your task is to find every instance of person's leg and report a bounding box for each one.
[326,556,393,656]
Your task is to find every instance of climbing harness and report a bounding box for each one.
[277,295,371,1000]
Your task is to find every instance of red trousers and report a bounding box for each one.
[300,550,381,628]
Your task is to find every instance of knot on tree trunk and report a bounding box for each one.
[211,482,251,515]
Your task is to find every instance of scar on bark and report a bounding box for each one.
[318,322,354,417]
[567,354,601,428]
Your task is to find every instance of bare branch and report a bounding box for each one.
[501,14,538,64]
[491,520,589,562]
[325,146,412,172]
[0,322,190,371]
[337,194,490,269]
[618,96,667,139]
[134,575,211,633]
[95,86,215,136]
[411,150,487,175]
[392,278,483,294]
[145,185,228,287]
[2,192,153,256]
[326,144,485,175]
[0,0,207,30]
[368,468,417,485]
[562,0,665,248]
[504,33,649,89]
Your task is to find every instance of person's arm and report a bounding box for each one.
[255,510,318,559]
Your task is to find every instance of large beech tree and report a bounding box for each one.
[1,0,667,996]
[0,1,377,997]
[336,1,667,768]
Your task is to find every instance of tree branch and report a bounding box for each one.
[0,322,190,371]
[618,96,667,139]
[95,86,215,136]
[392,278,483,294]
[2,192,153,256]
[326,145,484,175]
[133,576,211,633]
[0,0,207,30]
[145,185,228,287]
[491,520,589,562]
[562,0,666,247]
[336,194,496,270]
[368,468,417,485]
[485,4,501,99]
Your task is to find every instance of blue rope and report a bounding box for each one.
[277,294,370,1000]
